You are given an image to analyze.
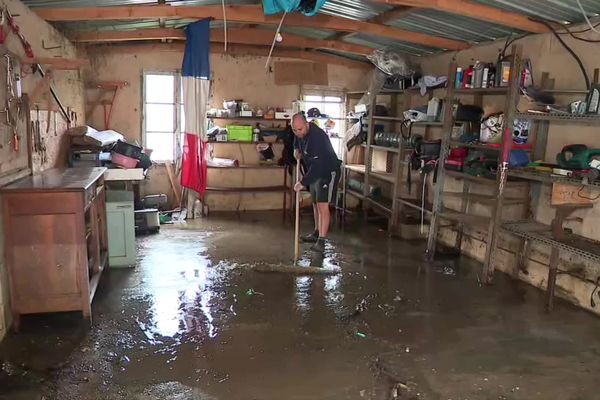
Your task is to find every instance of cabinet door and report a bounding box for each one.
[107,203,135,266]
[10,214,81,298]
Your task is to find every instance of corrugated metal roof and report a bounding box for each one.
[474,0,600,24]
[319,0,391,21]
[280,26,336,40]
[22,0,255,7]
[343,33,442,57]
[389,9,523,44]
[19,0,600,61]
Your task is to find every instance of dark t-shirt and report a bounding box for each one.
[294,123,341,186]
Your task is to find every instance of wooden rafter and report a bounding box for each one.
[368,0,548,33]
[71,27,374,56]
[20,57,89,70]
[35,4,470,50]
[85,42,372,70]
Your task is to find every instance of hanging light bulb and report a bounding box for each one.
[276,32,283,42]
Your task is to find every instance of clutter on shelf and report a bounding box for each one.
[67,125,152,174]
[207,99,292,120]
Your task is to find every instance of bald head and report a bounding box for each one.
[291,112,310,139]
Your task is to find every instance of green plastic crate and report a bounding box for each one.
[227,125,253,142]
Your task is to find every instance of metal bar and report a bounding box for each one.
[34,64,71,124]
[426,61,457,260]
[515,73,551,277]
[363,96,376,220]
[482,44,522,284]
[389,91,402,233]
[546,247,559,311]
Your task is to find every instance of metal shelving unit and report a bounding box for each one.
[490,71,600,309]
[340,87,442,233]
[502,221,600,264]
[426,46,530,283]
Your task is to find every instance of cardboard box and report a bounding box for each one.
[551,183,594,205]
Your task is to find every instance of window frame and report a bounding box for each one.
[300,86,346,157]
[142,70,183,162]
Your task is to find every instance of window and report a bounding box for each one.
[302,93,345,157]
[143,72,183,161]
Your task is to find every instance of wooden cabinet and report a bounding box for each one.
[0,167,108,331]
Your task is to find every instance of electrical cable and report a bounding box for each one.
[577,185,600,201]
[590,277,600,307]
[576,0,600,34]
[221,0,227,52]
[265,10,288,69]
[555,19,600,43]
[536,19,591,89]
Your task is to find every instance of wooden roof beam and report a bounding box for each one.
[71,27,374,56]
[368,0,548,33]
[36,4,470,50]
[85,42,372,69]
[21,56,89,70]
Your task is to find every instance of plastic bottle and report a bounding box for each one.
[463,65,474,88]
[455,67,463,89]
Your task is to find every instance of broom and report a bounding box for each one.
[253,160,340,275]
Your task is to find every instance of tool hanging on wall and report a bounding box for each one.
[0,5,71,125]
[4,54,21,152]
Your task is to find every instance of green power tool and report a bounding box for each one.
[556,144,600,170]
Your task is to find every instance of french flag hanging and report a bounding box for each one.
[181,19,211,198]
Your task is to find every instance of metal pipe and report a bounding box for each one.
[34,64,71,125]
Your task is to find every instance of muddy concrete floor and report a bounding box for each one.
[2,212,600,400]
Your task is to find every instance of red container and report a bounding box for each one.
[111,152,139,168]
[445,159,464,171]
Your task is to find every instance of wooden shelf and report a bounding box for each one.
[397,197,432,215]
[448,140,533,152]
[454,87,509,95]
[444,170,498,186]
[361,144,412,153]
[207,164,284,170]
[346,89,405,95]
[345,164,366,174]
[366,197,392,214]
[207,116,289,122]
[442,191,527,206]
[370,170,395,184]
[345,188,365,200]
[372,116,443,126]
[368,144,399,153]
[206,186,289,193]
[444,170,530,187]
[207,141,284,145]
[507,168,600,189]
[514,112,600,123]
[439,210,490,229]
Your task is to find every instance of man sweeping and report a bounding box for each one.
[292,112,341,252]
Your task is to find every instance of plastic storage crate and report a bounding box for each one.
[226,125,253,142]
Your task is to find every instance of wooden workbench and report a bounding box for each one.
[1,167,108,331]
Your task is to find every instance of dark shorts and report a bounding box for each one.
[309,168,340,204]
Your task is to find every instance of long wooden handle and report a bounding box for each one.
[294,161,300,265]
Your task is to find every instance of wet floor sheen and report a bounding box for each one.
[2,211,600,399]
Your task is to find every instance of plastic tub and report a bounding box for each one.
[227,125,253,142]
[111,152,139,168]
